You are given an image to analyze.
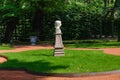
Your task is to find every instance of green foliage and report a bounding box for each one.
[0,44,12,50]
[0,0,20,20]
[0,0,120,41]
[56,1,103,40]
[1,49,120,73]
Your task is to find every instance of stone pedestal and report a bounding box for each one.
[54,20,64,56]
[54,33,64,56]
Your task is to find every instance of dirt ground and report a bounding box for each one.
[0,45,120,80]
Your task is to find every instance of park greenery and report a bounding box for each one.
[1,40,120,49]
[64,40,120,48]
[0,49,120,73]
[0,0,120,43]
[0,44,12,50]
[1,0,120,74]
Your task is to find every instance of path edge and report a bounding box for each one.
[0,68,120,77]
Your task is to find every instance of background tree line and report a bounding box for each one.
[0,0,120,43]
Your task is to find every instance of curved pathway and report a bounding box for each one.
[67,48,120,56]
[0,45,120,56]
[0,70,120,80]
[103,48,120,56]
[0,45,120,80]
[0,45,53,53]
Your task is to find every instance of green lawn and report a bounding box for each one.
[0,44,13,50]
[0,49,120,73]
[64,40,120,48]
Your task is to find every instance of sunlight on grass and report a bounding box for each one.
[0,44,13,50]
[64,40,120,48]
[0,49,120,73]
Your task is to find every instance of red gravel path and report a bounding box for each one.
[0,45,120,80]
[0,70,120,80]
[103,48,120,56]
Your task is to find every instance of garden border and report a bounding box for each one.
[0,68,120,77]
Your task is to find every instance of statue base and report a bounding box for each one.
[54,48,64,56]
[54,33,64,56]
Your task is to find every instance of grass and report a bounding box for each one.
[8,39,120,48]
[0,44,13,50]
[64,40,120,48]
[0,49,120,73]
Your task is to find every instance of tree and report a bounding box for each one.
[31,0,65,40]
[0,0,20,43]
[0,0,65,43]
[113,0,120,41]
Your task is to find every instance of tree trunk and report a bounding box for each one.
[32,9,44,40]
[103,0,119,38]
[117,30,120,41]
[32,10,43,32]
[32,0,45,41]
[3,17,18,43]
[117,19,120,41]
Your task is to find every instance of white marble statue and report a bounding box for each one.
[55,20,62,34]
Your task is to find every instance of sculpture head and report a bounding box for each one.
[55,20,62,28]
